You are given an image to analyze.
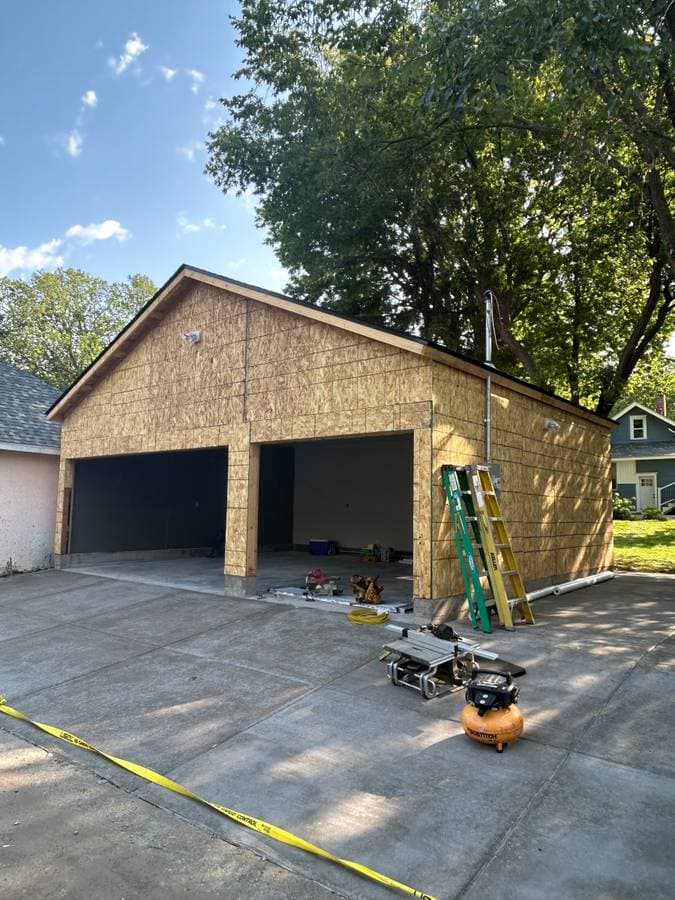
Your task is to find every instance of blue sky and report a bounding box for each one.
[1,4,673,358]
[0,1,286,293]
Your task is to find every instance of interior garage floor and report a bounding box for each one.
[69,550,414,607]
[255,550,414,604]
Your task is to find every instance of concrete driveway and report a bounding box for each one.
[1,569,674,899]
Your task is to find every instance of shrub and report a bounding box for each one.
[641,506,667,520]
[613,492,635,520]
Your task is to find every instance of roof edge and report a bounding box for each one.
[0,440,61,455]
[47,263,616,428]
[612,401,675,429]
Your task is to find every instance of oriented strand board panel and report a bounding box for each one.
[55,278,613,602]
[56,282,433,593]
[430,363,613,597]
[59,284,432,458]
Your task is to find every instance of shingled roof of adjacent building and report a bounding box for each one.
[0,361,61,451]
[612,441,675,460]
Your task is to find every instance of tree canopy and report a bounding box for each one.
[206,0,674,415]
[0,269,155,390]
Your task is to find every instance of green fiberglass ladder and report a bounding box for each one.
[441,466,492,633]
[442,464,535,632]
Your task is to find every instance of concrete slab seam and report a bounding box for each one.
[1,700,429,899]
[6,643,162,704]
[0,721,347,899]
[138,681,327,793]
[0,574,108,603]
[68,567,233,597]
[0,620,83,648]
[454,625,675,898]
[68,604,277,653]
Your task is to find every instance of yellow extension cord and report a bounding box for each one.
[347,606,389,624]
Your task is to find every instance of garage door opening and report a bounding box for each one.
[256,433,414,606]
[69,447,228,558]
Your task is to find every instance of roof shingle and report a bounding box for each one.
[612,441,675,460]
[0,361,61,450]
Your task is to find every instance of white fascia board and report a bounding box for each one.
[611,454,675,462]
[0,441,60,456]
[613,401,675,428]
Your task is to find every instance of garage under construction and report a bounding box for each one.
[47,265,614,618]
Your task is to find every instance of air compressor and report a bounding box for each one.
[460,670,524,753]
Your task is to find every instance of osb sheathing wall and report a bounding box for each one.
[54,282,434,593]
[429,363,613,603]
[54,279,612,602]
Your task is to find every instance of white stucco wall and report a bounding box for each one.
[0,449,59,573]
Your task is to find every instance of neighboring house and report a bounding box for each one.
[46,264,614,618]
[611,395,675,513]
[0,361,61,573]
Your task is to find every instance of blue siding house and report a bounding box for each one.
[611,398,675,513]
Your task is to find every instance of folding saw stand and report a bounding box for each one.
[382,625,525,700]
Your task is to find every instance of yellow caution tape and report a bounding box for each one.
[0,695,436,900]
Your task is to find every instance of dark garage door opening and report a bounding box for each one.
[70,448,228,554]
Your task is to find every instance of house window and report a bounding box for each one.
[630,415,647,440]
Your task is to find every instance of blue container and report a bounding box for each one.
[308,539,336,556]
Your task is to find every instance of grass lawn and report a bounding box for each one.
[613,519,675,573]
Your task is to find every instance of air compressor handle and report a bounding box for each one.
[474,668,513,685]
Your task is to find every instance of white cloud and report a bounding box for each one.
[187,68,204,93]
[0,219,131,277]
[65,219,130,244]
[160,66,177,81]
[268,266,289,288]
[0,135,5,146]
[108,32,148,75]
[204,98,217,111]
[65,129,83,157]
[0,239,64,277]
[176,214,225,234]
[178,140,204,162]
[82,89,98,108]
[226,257,247,270]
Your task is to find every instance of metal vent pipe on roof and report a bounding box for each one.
[484,290,496,463]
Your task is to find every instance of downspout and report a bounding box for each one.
[484,290,495,463]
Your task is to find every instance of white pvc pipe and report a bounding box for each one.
[526,585,556,602]
[527,571,614,602]
[552,571,614,596]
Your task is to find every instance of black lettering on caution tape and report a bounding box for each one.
[0,697,436,900]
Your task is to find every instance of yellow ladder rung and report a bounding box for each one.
[459,463,535,629]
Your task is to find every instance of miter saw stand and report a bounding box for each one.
[381,624,526,700]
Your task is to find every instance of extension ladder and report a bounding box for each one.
[460,465,535,629]
[441,466,492,633]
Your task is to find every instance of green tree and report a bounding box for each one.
[206,0,674,415]
[428,0,675,279]
[615,346,675,415]
[0,269,155,389]
[426,0,675,412]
